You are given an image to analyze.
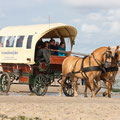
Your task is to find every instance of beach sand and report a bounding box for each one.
[0,81,120,120]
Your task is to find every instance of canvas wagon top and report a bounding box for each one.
[0,23,77,64]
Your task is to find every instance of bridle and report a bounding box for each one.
[101,50,113,66]
[92,50,112,68]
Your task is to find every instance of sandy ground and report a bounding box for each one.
[0,66,119,120]
[0,83,120,120]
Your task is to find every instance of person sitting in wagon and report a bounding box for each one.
[58,42,66,56]
[49,39,59,55]
[35,41,51,65]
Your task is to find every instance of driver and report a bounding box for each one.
[35,41,51,65]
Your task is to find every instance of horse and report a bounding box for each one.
[101,47,120,97]
[118,50,120,66]
[59,46,114,97]
[84,46,120,98]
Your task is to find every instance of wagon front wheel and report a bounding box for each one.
[0,72,10,93]
[63,77,74,97]
[33,74,48,96]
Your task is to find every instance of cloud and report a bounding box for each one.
[107,9,120,21]
[32,16,48,23]
[72,18,81,23]
[32,17,41,23]
[0,10,7,19]
[87,13,102,21]
[0,0,45,8]
[64,0,120,8]
[109,22,120,34]
[81,24,100,33]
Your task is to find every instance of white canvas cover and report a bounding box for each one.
[0,23,77,64]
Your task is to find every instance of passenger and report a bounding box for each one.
[49,39,55,49]
[36,39,44,49]
[54,42,59,55]
[55,42,59,49]
[49,39,56,55]
[35,42,51,65]
[58,42,66,56]
[45,41,49,49]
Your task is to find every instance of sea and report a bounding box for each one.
[112,73,120,91]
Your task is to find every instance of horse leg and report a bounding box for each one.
[107,82,112,98]
[59,76,66,96]
[72,77,78,97]
[95,76,101,95]
[89,78,96,97]
[103,81,108,97]
[84,80,91,97]
[103,81,112,98]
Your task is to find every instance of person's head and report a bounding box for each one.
[45,41,49,48]
[60,42,65,48]
[56,42,59,46]
[37,44,42,49]
[50,39,55,45]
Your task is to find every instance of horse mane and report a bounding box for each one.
[92,46,107,54]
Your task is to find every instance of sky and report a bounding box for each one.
[0,0,120,54]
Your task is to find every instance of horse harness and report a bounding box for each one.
[70,52,118,80]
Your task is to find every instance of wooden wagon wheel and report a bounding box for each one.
[33,74,48,96]
[63,77,74,97]
[0,72,11,93]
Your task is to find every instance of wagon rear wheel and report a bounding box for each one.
[63,77,74,97]
[33,74,48,96]
[0,72,10,93]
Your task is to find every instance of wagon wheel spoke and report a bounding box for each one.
[63,77,74,97]
[0,72,10,93]
[33,74,48,96]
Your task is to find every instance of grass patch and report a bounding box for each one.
[0,114,42,120]
[111,88,120,92]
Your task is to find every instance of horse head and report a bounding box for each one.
[101,46,113,68]
[118,49,120,67]
[111,46,120,67]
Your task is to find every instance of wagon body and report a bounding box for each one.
[0,23,77,95]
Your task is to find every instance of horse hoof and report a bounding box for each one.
[59,93,62,96]
[103,92,107,97]
[108,94,111,98]
[74,94,78,97]
[91,95,96,97]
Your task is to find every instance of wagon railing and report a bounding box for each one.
[49,49,88,56]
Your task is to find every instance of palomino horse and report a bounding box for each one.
[84,46,120,97]
[59,47,113,97]
[101,47,120,97]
